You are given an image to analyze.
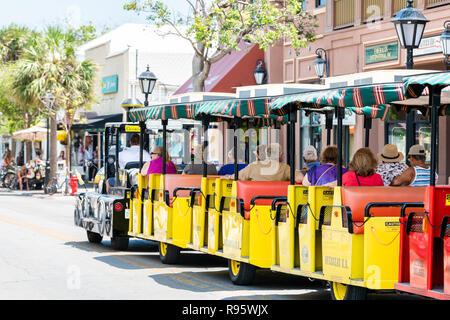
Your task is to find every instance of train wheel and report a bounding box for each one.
[330,282,367,300]
[228,260,256,285]
[111,236,129,251]
[159,242,181,264]
[86,230,103,244]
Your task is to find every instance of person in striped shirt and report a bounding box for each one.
[391,144,438,187]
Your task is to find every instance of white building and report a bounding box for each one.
[77,23,195,118]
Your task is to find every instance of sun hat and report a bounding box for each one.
[377,144,404,162]
[407,144,426,157]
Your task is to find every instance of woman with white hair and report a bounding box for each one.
[218,147,248,176]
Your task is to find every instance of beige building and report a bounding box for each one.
[77,23,194,118]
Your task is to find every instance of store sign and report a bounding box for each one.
[365,41,398,65]
[413,35,442,57]
[320,109,355,126]
[102,75,118,94]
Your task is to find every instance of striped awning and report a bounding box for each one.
[403,72,450,98]
[269,83,406,120]
[195,98,287,124]
[129,103,197,122]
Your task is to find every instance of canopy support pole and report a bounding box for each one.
[364,115,372,148]
[202,117,210,178]
[289,105,297,186]
[162,119,168,175]
[139,121,145,170]
[430,86,441,187]
[234,118,241,181]
[325,111,333,146]
[115,128,120,186]
[336,107,345,186]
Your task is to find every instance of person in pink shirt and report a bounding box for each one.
[343,148,384,186]
[140,146,177,177]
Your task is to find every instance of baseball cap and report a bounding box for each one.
[407,144,426,156]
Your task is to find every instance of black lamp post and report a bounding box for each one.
[392,0,428,159]
[138,65,157,106]
[441,20,450,66]
[40,92,55,193]
[313,48,329,80]
[254,59,267,85]
[392,0,429,69]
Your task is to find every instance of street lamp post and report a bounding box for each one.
[254,59,267,85]
[138,65,157,106]
[441,20,450,66]
[40,92,55,193]
[392,0,428,158]
[313,48,329,80]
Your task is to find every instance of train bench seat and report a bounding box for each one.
[235,181,291,220]
[340,186,426,234]
[155,174,203,207]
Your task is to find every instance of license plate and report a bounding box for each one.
[125,209,130,219]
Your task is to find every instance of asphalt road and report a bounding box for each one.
[0,188,428,302]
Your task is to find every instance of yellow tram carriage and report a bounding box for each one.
[123,71,450,299]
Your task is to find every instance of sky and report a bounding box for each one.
[0,0,190,31]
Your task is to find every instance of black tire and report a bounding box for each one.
[86,230,103,243]
[159,242,181,264]
[329,281,368,300]
[111,236,129,251]
[228,259,256,285]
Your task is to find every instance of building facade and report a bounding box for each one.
[265,0,450,183]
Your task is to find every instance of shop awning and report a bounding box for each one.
[269,83,406,120]
[72,113,123,131]
[403,72,450,98]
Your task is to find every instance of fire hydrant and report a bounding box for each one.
[69,175,78,196]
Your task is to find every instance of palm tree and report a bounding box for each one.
[8,25,97,184]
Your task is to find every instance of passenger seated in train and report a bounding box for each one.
[391,144,438,187]
[294,145,321,183]
[233,143,290,181]
[218,147,248,176]
[375,144,408,186]
[182,145,218,175]
[300,145,348,186]
[140,146,177,176]
[342,148,384,186]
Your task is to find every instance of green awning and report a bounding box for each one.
[269,83,406,120]
[195,98,287,125]
[129,103,197,122]
[403,72,450,98]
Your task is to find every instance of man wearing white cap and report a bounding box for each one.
[391,144,437,187]
[376,144,408,186]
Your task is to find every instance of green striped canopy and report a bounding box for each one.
[403,72,450,98]
[195,98,287,124]
[129,103,197,122]
[269,83,406,120]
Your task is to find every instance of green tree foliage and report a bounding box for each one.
[124,0,317,91]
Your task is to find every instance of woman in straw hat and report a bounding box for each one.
[375,144,408,186]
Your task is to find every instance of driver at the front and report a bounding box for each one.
[118,133,150,169]
[107,133,150,191]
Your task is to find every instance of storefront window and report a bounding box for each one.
[385,109,431,164]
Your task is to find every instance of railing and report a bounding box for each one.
[393,0,416,15]
[363,0,385,21]
[334,0,355,29]
[426,0,450,7]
